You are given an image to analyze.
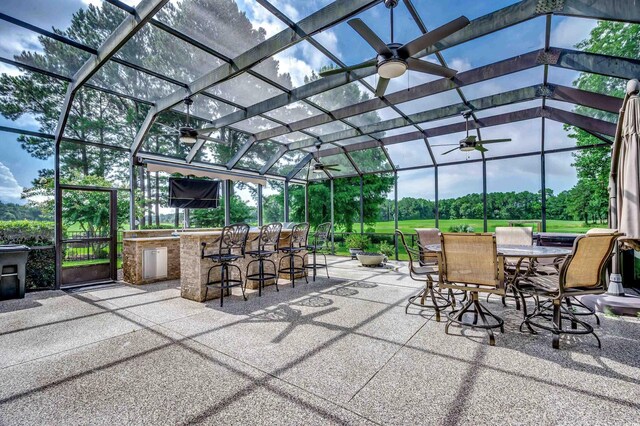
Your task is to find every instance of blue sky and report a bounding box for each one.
[0,0,599,204]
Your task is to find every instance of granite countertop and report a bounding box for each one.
[122,236,180,242]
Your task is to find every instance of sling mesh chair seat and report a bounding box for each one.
[516,231,620,349]
[305,222,332,281]
[245,222,282,297]
[438,233,506,346]
[201,223,250,307]
[278,222,310,287]
[397,230,451,322]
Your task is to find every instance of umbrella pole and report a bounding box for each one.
[608,80,639,295]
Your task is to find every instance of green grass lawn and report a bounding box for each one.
[372,219,606,234]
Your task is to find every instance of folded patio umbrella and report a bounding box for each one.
[613,81,640,250]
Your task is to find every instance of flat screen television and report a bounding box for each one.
[168,178,220,209]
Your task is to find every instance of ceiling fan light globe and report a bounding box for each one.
[179,127,198,145]
[378,59,407,79]
[460,146,475,152]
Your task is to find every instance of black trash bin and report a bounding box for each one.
[0,244,31,300]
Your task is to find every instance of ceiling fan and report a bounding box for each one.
[319,0,469,97]
[312,141,341,174]
[156,98,229,146]
[431,111,512,155]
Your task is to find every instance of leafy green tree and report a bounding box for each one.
[190,195,253,227]
[564,21,639,224]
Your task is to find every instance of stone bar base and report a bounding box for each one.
[122,236,180,285]
[180,230,307,302]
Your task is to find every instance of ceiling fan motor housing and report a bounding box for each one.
[377,43,407,79]
[384,0,399,8]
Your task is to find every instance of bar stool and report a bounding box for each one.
[278,222,310,288]
[201,223,250,307]
[304,222,332,281]
[245,222,282,297]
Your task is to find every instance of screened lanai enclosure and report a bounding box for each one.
[4,1,640,424]
[0,0,638,289]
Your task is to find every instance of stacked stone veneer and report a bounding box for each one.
[180,230,308,302]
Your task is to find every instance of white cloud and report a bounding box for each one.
[80,0,101,7]
[449,57,472,73]
[237,0,286,38]
[0,162,23,203]
[550,17,596,49]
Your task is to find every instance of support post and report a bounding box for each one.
[394,171,399,261]
[304,183,309,223]
[360,176,364,234]
[284,181,289,223]
[482,156,488,232]
[330,179,335,254]
[434,166,439,228]
[129,155,136,230]
[541,117,547,232]
[224,180,231,225]
[257,184,263,226]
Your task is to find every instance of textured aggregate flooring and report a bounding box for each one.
[1,257,640,425]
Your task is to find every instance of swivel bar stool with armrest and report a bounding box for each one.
[305,222,332,281]
[278,222,310,288]
[201,223,250,307]
[245,222,282,297]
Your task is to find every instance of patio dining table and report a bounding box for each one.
[424,244,571,259]
[425,243,572,311]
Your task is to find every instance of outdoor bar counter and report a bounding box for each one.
[122,228,306,302]
[122,228,221,285]
[180,229,306,302]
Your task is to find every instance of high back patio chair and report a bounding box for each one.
[305,222,332,281]
[495,226,533,246]
[414,228,440,266]
[492,226,534,307]
[517,231,620,349]
[278,222,310,287]
[245,222,282,297]
[438,233,506,346]
[397,230,451,321]
[201,223,250,307]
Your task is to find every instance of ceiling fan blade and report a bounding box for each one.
[477,138,512,144]
[375,77,390,97]
[348,19,392,55]
[406,57,457,78]
[324,166,341,172]
[319,60,377,77]
[322,164,340,168]
[475,145,488,153]
[429,143,459,147]
[398,16,470,58]
[197,134,230,144]
[441,147,460,155]
[154,122,179,132]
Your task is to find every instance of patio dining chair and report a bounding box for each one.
[491,226,534,307]
[517,231,620,349]
[438,233,506,346]
[397,230,451,322]
[416,227,467,304]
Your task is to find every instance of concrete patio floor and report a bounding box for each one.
[1,256,640,425]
